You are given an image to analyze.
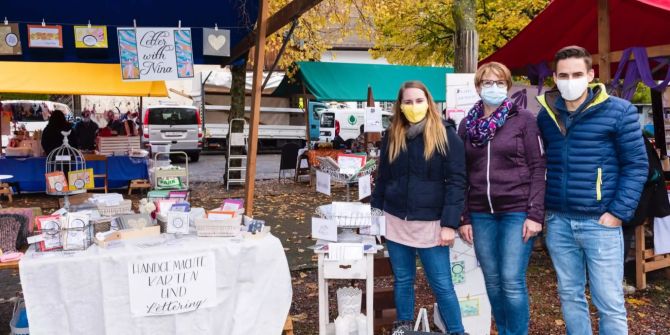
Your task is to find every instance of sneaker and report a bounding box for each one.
[392,320,413,335]
[623,281,636,295]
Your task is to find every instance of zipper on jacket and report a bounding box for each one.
[596,167,602,201]
[486,141,494,214]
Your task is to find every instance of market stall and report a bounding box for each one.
[0,156,148,193]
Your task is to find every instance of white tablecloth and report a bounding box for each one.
[19,234,292,335]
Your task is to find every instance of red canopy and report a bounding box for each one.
[481,0,670,74]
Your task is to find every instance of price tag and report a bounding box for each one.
[27,234,45,244]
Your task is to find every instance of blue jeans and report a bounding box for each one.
[470,212,534,335]
[545,213,628,335]
[386,239,465,333]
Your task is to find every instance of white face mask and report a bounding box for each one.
[556,77,589,101]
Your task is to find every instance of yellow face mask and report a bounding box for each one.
[400,102,429,123]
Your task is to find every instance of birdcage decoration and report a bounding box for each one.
[45,131,87,209]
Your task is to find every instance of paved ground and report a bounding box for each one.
[185,153,282,182]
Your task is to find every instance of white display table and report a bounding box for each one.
[19,233,292,335]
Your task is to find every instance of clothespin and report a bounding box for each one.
[41,19,46,27]
[178,20,181,29]
[88,20,91,29]
[133,19,137,29]
[3,17,8,25]
[214,23,218,31]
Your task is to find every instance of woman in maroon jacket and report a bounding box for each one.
[457,62,545,335]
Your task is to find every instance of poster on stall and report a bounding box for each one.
[74,25,108,48]
[0,23,22,55]
[434,236,491,334]
[445,73,479,129]
[28,25,63,48]
[128,252,216,317]
[364,107,383,132]
[117,27,194,81]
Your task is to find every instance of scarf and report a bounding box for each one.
[405,118,427,139]
[465,98,513,147]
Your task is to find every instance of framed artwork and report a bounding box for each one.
[0,23,21,55]
[28,25,63,48]
[74,25,108,48]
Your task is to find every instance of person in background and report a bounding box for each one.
[537,45,647,335]
[332,120,345,150]
[371,80,466,335]
[73,109,99,151]
[41,110,75,154]
[98,110,120,137]
[352,124,366,153]
[458,62,545,335]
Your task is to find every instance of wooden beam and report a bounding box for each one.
[230,0,324,62]
[597,0,611,83]
[244,0,269,217]
[593,44,670,63]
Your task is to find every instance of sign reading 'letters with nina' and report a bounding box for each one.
[118,27,194,81]
[128,252,216,317]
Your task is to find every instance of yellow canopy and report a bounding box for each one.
[0,62,168,97]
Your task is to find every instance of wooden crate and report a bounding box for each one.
[96,136,141,156]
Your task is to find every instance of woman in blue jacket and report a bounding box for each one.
[371,81,466,334]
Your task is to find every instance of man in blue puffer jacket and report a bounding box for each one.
[537,46,647,335]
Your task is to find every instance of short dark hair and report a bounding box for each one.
[553,45,592,70]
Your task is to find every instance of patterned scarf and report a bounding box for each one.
[465,98,513,147]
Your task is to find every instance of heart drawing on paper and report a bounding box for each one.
[208,34,226,51]
[127,219,146,230]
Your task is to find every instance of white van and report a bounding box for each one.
[317,108,392,142]
[141,104,202,162]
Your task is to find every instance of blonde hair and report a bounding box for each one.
[388,81,447,162]
[475,62,513,90]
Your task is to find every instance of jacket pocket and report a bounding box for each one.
[596,167,602,201]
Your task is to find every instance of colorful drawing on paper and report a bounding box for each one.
[0,23,22,55]
[74,25,108,48]
[174,29,194,78]
[118,29,140,80]
[460,298,480,318]
[28,25,63,48]
[451,260,465,285]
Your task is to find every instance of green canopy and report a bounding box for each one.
[273,61,454,102]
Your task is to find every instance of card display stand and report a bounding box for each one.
[314,237,379,335]
[635,219,670,289]
[152,151,189,191]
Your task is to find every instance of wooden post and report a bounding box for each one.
[597,0,611,83]
[244,0,269,217]
[635,224,646,289]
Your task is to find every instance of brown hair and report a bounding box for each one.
[554,45,592,70]
[387,81,447,162]
[475,62,512,90]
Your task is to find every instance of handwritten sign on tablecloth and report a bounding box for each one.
[128,252,216,316]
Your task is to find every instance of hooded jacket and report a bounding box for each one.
[458,105,546,225]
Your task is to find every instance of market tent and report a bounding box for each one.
[480,0,670,75]
[0,0,258,64]
[0,62,167,97]
[274,62,454,102]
